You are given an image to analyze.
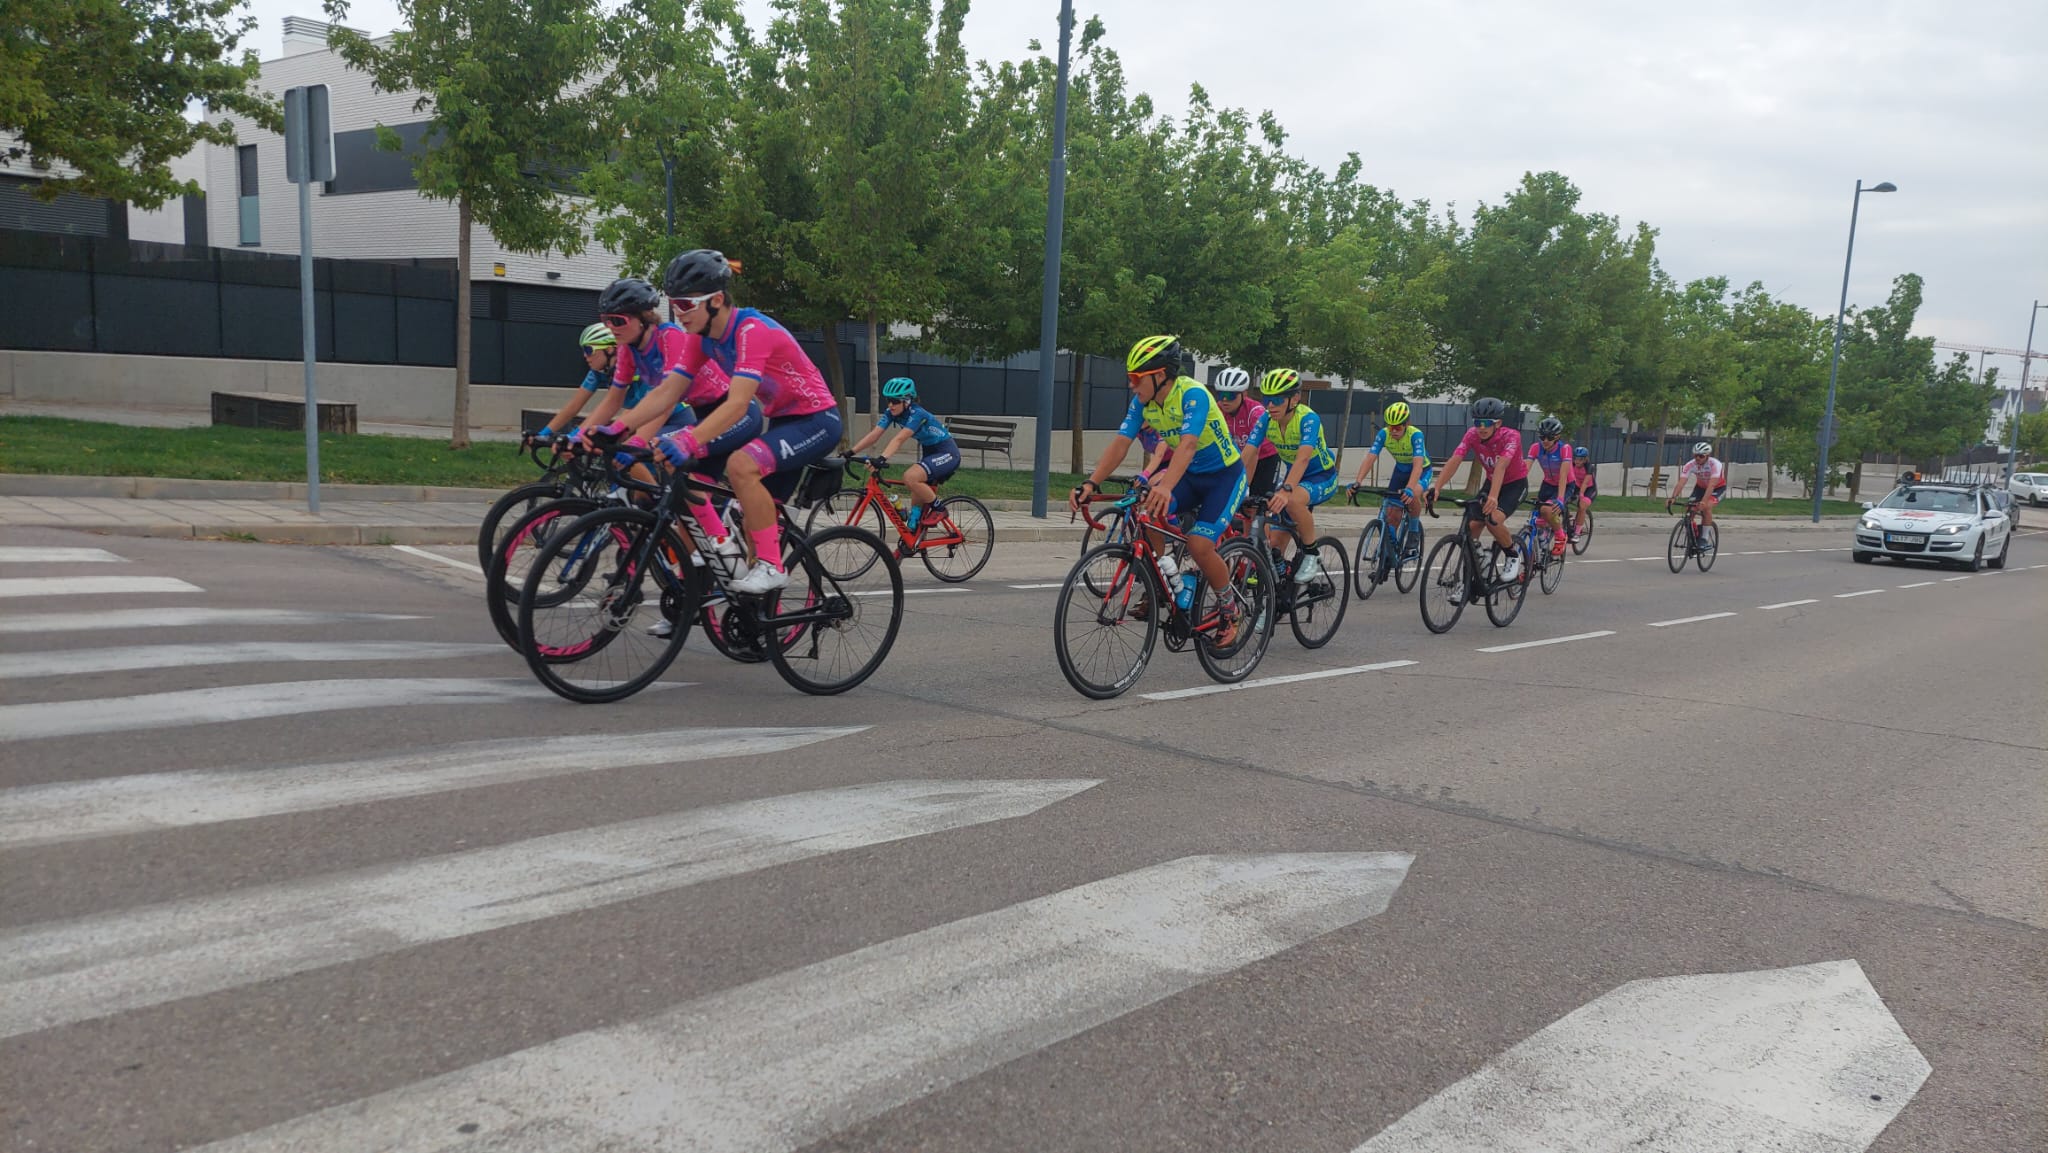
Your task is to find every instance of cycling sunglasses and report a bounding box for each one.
[1474,418,1499,427]
[599,313,635,329]
[669,293,717,314]
[1127,368,1167,388]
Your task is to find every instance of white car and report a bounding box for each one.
[1853,483,2013,570]
[2011,472,2046,507]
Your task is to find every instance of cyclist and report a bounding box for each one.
[1425,396,1529,586]
[1568,446,1596,543]
[1524,416,1574,559]
[526,324,634,444]
[1069,335,1245,643]
[613,250,843,594]
[574,281,697,441]
[1249,369,1338,582]
[843,376,959,535]
[1347,401,1433,534]
[1211,367,1278,498]
[1667,441,1727,531]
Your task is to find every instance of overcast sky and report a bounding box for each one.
[251,0,2046,376]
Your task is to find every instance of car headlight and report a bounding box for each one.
[1936,523,1969,535]
[1860,517,1882,530]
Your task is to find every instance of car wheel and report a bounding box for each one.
[1988,529,2010,570]
[1964,538,1984,572]
[1852,551,1875,564]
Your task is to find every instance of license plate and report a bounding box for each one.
[1888,533,1926,544]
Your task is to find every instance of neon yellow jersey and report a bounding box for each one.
[1254,404,1337,477]
[1116,377,1242,473]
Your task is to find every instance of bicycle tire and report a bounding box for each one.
[1288,535,1349,649]
[1418,533,1469,634]
[1353,521,1385,601]
[1571,508,1594,555]
[486,495,603,651]
[1485,547,1527,628]
[1394,518,1426,594]
[1667,519,1689,573]
[1539,542,1565,595]
[516,506,700,703]
[1080,515,1137,597]
[1053,542,1160,699]
[921,495,994,583]
[477,481,565,573]
[767,525,903,695]
[1696,523,1719,572]
[1195,538,1277,684]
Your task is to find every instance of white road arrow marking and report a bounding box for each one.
[1352,960,1930,1152]
[0,778,1101,1039]
[196,852,1412,1153]
[0,726,868,847]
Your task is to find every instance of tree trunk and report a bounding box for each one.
[1333,379,1357,470]
[451,195,472,450]
[818,319,850,448]
[1850,455,1864,502]
[1647,401,1671,497]
[1069,350,1087,473]
[865,308,881,433]
[1764,426,1775,499]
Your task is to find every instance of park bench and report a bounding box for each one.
[946,416,1018,470]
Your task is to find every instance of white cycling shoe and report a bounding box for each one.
[729,559,790,594]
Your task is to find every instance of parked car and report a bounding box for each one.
[2009,472,2046,507]
[1853,482,2012,570]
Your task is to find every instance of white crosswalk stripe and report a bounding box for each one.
[0,575,203,598]
[192,852,1413,1153]
[0,607,427,634]
[0,547,126,563]
[0,640,498,679]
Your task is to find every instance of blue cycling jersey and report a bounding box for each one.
[878,403,956,449]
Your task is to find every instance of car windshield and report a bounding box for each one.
[1878,489,1974,513]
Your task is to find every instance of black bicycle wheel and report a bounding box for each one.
[1667,519,1690,573]
[1485,547,1527,628]
[1080,515,1136,597]
[516,507,701,703]
[1696,523,1719,572]
[1288,536,1350,649]
[1539,540,1565,595]
[487,495,603,651]
[1353,521,1385,600]
[921,495,994,582]
[1393,518,1426,593]
[1195,538,1278,684]
[1054,543,1160,699]
[477,481,565,573]
[1418,533,1469,635]
[766,525,903,695]
[1571,508,1595,555]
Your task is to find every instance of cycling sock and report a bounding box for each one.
[749,526,783,571]
[687,499,728,544]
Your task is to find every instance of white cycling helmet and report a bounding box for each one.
[1212,367,1251,394]
[1691,441,1713,456]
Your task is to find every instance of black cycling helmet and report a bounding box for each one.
[1537,416,1563,437]
[663,248,734,298]
[597,278,660,317]
[1470,396,1507,421]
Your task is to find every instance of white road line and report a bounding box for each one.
[1833,589,1884,599]
[0,576,203,599]
[1141,660,1417,700]
[1759,599,1818,610]
[1008,582,1067,589]
[1769,549,1792,554]
[1352,960,1929,1153]
[0,726,870,848]
[1476,630,1615,653]
[0,779,1102,1039]
[1737,550,1765,555]
[1574,558,1623,564]
[1943,575,1972,582]
[850,586,965,596]
[0,678,617,743]
[2033,564,2047,570]
[1646,612,1738,628]
[1796,548,1817,553]
[1627,556,1661,561]
[0,608,425,634]
[0,641,498,680]
[1897,581,1937,589]
[195,852,1413,1153]
[0,547,125,563]
[390,544,485,576]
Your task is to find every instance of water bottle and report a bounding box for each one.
[1175,572,1199,612]
[1156,553,1180,581]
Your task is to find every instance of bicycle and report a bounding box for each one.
[1347,486,1425,601]
[1569,497,1595,555]
[1056,481,1277,699]
[1417,494,1529,633]
[1666,499,1719,573]
[1256,505,1349,648]
[476,436,613,573]
[1517,497,1568,596]
[805,455,994,582]
[514,434,904,701]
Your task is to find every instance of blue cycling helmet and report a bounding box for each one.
[882,377,917,401]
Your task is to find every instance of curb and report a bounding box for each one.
[0,474,504,503]
[61,522,484,546]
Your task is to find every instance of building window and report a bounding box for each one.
[237,144,260,245]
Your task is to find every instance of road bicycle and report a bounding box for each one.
[1056,481,1277,699]
[476,437,613,573]
[1255,504,1349,649]
[1666,499,1719,573]
[1347,486,1425,601]
[514,434,903,702]
[1418,494,1530,633]
[1570,497,1596,556]
[1517,497,1568,596]
[805,455,994,582]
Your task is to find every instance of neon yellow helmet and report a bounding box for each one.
[1258,368,1301,398]
[578,322,616,350]
[1383,401,1410,427]
[1127,335,1182,375]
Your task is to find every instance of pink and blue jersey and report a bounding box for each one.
[1222,397,1279,460]
[610,322,700,421]
[1526,438,1575,485]
[1455,425,1530,483]
[679,308,836,420]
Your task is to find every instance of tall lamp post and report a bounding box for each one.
[1812,179,1897,522]
[2006,301,2044,483]
[1030,0,1076,518]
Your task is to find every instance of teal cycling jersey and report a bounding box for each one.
[878,403,955,448]
[1369,424,1428,467]
[1116,377,1241,474]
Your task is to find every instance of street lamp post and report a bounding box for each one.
[2007,301,2044,482]
[1812,179,1897,522]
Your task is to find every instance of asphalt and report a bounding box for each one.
[0,514,2042,1152]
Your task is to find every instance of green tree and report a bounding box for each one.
[1621,273,1738,494]
[2,0,279,207]
[2013,409,2048,463]
[1832,273,1938,498]
[325,0,614,448]
[1729,283,1828,497]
